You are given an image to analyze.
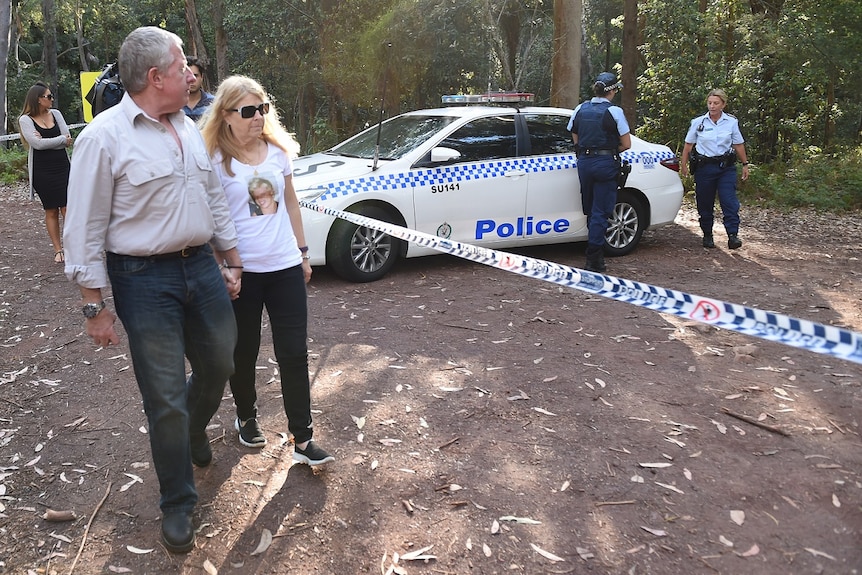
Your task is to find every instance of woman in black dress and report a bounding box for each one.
[18,82,73,263]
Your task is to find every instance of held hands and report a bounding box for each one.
[220,264,242,300]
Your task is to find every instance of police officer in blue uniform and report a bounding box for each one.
[680,88,750,249]
[567,72,632,272]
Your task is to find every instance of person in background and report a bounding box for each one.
[63,26,242,554]
[18,82,73,263]
[182,56,214,122]
[199,75,334,467]
[567,71,632,273]
[680,88,750,249]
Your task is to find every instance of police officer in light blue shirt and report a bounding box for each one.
[567,72,631,272]
[680,88,750,249]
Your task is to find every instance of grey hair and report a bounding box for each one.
[119,27,183,94]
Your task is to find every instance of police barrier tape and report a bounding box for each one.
[299,200,862,366]
[0,123,88,142]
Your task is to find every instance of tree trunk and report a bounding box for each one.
[824,77,835,149]
[0,0,11,135]
[12,0,20,71]
[620,0,637,126]
[499,0,519,90]
[41,0,57,97]
[486,1,514,90]
[184,0,210,79]
[212,0,227,82]
[550,0,581,108]
[74,0,87,72]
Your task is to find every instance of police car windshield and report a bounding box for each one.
[327,115,459,160]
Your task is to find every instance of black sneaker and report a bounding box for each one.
[293,441,334,466]
[727,234,742,249]
[235,417,267,448]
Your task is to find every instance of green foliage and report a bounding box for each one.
[0,146,29,185]
[10,0,862,213]
[638,0,862,167]
[742,146,862,212]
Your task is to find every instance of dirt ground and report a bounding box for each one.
[1,179,861,575]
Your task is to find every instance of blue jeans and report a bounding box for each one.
[694,163,740,234]
[106,246,237,513]
[229,265,314,445]
[578,155,619,247]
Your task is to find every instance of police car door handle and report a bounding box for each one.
[505,169,527,178]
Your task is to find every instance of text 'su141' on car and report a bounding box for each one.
[293,93,684,283]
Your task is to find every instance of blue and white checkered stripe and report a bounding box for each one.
[299,200,862,365]
[316,151,673,201]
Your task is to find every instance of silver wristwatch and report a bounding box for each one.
[82,301,106,319]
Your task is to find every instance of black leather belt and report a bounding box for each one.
[149,245,204,259]
[108,245,205,260]
[580,149,617,156]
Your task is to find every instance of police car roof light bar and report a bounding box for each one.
[441,92,535,105]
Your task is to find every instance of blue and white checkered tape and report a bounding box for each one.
[299,200,862,365]
[316,151,673,202]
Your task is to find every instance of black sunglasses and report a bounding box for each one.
[42,93,54,100]
[230,103,269,118]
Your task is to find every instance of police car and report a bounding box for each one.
[294,93,683,282]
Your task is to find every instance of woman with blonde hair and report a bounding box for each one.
[199,76,333,466]
[680,88,750,249]
[18,82,73,263]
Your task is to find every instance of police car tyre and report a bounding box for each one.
[604,189,646,256]
[327,205,403,283]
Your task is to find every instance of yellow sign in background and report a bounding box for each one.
[79,71,100,122]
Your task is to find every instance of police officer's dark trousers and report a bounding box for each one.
[578,154,619,271]
[694,162,740,237]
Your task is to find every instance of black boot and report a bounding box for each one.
[728,234,742,249]
[585,245,606,272]
[702,234,715,248]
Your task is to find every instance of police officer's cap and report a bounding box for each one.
[595,72,622,92]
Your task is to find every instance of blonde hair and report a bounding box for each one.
[198,75,300,177]
[707,89,728,104]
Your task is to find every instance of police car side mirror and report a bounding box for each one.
[430,147,461,163]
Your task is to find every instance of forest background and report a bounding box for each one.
[1,0,861,209]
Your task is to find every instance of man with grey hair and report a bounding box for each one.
[63,26,242,553]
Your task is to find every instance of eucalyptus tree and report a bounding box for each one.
[0,0,11,135]
[550,0,581,109]
[41,0,57,94]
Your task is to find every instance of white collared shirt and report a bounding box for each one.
[685,112,745,157]
[64,93,238,288]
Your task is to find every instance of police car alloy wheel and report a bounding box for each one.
[604,190,647,256]
[326,205,404,282]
